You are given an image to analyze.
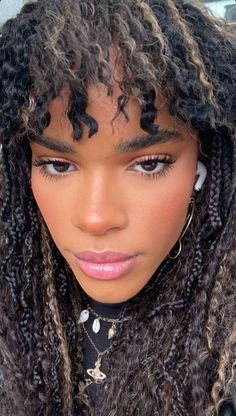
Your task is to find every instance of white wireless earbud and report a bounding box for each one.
[194,161,207,192]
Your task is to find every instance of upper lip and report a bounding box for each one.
[74,251,135,263]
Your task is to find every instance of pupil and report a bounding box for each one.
[142,161,157,171]
[54,163,68,173]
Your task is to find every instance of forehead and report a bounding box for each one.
[43,82,195,145]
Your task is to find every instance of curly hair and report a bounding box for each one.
[0,1,236,415]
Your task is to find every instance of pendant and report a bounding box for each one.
[92,318,101,334]
[108,322,116,339]
[79,309,89,323]
[87,357,106,382]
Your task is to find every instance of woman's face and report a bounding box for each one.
[30,82,198,303]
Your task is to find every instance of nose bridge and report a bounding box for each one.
[72,170,127,234]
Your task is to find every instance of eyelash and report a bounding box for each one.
[31,155,176,181]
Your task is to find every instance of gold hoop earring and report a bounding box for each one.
[168,197,195,260]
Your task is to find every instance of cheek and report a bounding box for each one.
[134,178,194,255]
[135,150,197,251]
[148,190,189,236]
[31,173,69,241]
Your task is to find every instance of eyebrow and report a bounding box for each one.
[30,135,76,154]
[118,129,182,153]
[30,129,182,155]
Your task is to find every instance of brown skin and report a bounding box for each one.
[30,82,198,303]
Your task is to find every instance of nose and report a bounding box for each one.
[71,173,128,236]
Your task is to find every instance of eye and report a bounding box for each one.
[32,159,76,180]
[129,156,175,178]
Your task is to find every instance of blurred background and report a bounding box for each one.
[0,0,28,25]
[0,0,236,27]
[204,0,236,27]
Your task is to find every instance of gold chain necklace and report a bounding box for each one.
[79,304,131,339]
[81,322,111,383]
[79,303,131,384]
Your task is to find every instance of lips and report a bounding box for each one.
[73,251,137,281]
[74,251,134,263]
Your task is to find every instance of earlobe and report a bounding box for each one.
[194,161,207,192]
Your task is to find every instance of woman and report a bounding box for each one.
[0,0,236,415]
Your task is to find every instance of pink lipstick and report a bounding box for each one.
[74,251,137,281]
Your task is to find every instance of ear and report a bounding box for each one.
[194,161,207,192]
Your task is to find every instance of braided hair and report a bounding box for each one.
[0,1,236,415]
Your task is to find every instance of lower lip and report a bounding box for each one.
[74,256,137,281]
